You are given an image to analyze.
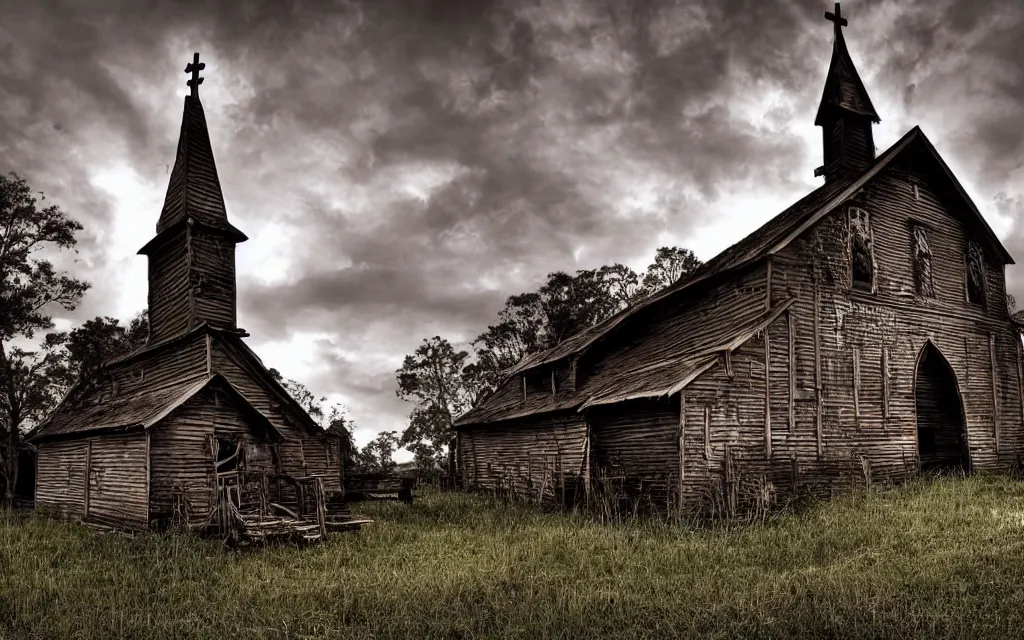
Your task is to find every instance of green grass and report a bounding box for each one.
[3,476,1024,639]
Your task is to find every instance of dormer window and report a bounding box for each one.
[911,224,934,298]
[849,207,874,291]
[966,241,986,305]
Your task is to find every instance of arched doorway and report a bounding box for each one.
[915,342,969,472]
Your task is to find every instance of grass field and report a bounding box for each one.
[2,475,1024,639]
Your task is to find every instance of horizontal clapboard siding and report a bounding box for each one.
[35,439,88,520]
[86,432,149,530]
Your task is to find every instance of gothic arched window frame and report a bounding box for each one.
[848,206,875,293]
[911,223,934,298]
[966,240,986,306]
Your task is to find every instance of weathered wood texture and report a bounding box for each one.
[85,431,149,529]
[149,387,275,526]
[458,412,587,504]
[209,338,341,492]
[589,397,679,513]
[35,439,89,520]
[147,226,192,344]
[190,228,237,330]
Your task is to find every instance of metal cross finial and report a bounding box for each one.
[824,3,848,29]
[185,52,205,98]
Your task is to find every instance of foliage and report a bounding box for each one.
[268,368,358,470]
[355,430,400,474]
[395,337,476,471]
[0,173,89,506]
[59,311,149,404]
[3,476,1024,638]
[639,246,702,294]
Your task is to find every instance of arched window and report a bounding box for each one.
[849,207,874,291]
[966,241,986,305]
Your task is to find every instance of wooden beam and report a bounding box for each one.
[990,332,1000,453]
[205,333,212,377]
[677,393,685,512]
[522,376,527,403]
[882,347,891,419]
[583,419,591,505]
[813,259,823,457]
[1017,337,1024,422]
[703,405,712,460]
[853,346,861,420]
[766,257,773,310]
[765,324,772,460]
[787,310,795,430]
[550,368,556,396]
[724,350,734,379]
[83,439,92,520]
[571,357,578,393]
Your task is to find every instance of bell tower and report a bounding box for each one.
[814,4,881,182]
[138,53,249,343]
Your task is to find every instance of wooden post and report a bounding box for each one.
[83,439,92,519]
[765,326,772,459]
[990,332,1000,453]
[813,260,823,457]
[522,376,527,403]
[205,334,212,377]
[882,347,891,419]
[853,347,861,419]
[703,405,712,460]
[550,368,556,396]
[724,350,734,379]
[788,310,795,430]
[1016,338,1024,421]
[677,394,685,512]
[583,421,591,505]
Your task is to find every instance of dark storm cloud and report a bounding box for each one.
[3,0,1024,440]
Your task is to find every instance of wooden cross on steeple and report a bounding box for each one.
[825,3,848,31]
[185,52,205,98]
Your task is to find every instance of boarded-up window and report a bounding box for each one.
[911,225,934,297]
[849,207,874,291]
[966,241,986,305]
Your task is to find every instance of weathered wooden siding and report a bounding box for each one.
[86,431,149,529]
[191,229,237,330]
[458,412,587,504]
[149,387,277,526]
[580,264,769,389]
[147,226,191,343]
[209,338,341,492]
[589,397,679,513]
[768,155,1022,486]
[108,333,207,396]
[35,439,89,520]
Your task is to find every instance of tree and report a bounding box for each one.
[0,173,90,506]
[356,430,400,474]
[268,367,359,471]
[59,311,148,404]
[396,336,476,471]
[640,246,703,296]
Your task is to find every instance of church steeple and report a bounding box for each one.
[139,53,248,344]
[814,3,880,182]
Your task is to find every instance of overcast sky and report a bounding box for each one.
[1,0,1023,453]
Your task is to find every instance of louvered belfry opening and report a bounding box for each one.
[915,343,969,473]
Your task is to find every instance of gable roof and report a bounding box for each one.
[456,298,796,426]
[465,126,1015,423]
[27,373,280,442]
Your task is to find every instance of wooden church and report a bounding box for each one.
[454,4,1024,514]
[27,55,346,537]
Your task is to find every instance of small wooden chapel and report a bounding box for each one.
[455,4,1024,514]
[28,55,345,536]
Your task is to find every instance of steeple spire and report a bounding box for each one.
[814,3,880,181]
[139,54,248,343]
